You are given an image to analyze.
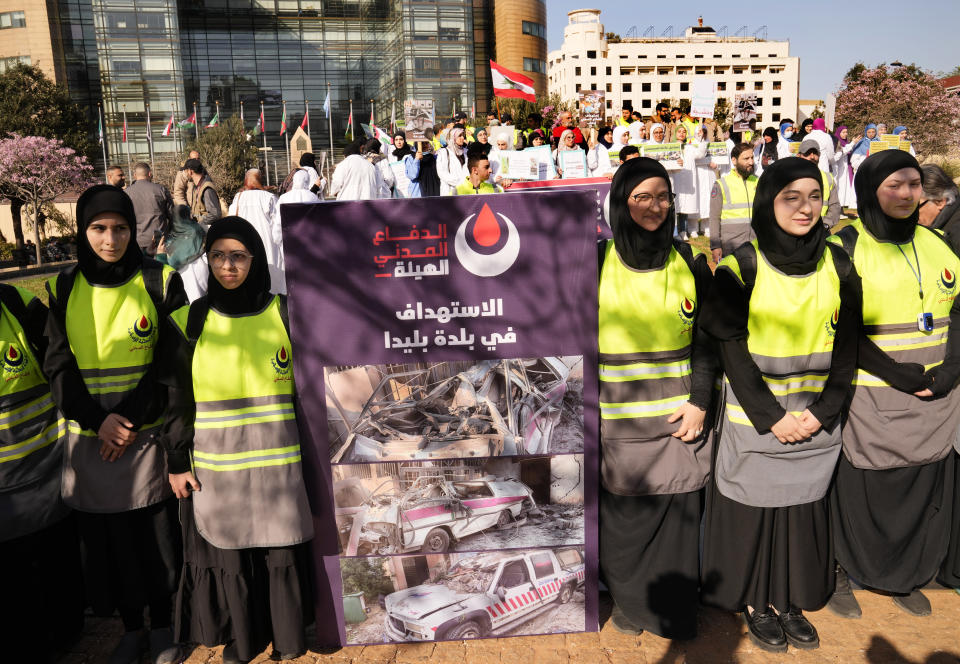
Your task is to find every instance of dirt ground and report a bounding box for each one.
[55,589,960,663]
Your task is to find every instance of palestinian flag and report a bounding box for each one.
[300,108,309,130]
[178,112,196,128]
[490,59,536,102]
[280,106,288,135]
[251,110,264,136]
[205,111,219,128]
[162,112,175,137]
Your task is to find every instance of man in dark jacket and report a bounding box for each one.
[124,162,173,255]
[920,163,960,253]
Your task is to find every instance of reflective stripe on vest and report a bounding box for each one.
[828,222,960,468]
[821,171,835,218]
[194,393,296,429]
[717,171,758,226]
[193,443,301,472]
[715,243,843,507]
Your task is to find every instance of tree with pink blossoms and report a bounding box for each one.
[835,63,960,156]
[0,134,96,264]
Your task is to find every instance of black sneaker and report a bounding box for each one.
[777,607,820,650]
[107,630,147,664]
[609,603,643,635]
[743,608,787,652]
[892,590,932,617]
[826,565,862,618]
[222,642,250,664]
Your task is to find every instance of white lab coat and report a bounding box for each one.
[436,148,468,196]
[330,154,382,201]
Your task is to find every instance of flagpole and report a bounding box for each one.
[327,82,334,190]
[172,103,180,156]
[261,100,269,187]
[371,98,375,130]
[349,99,353,141]
[240,100,244,124]
[193,102,199,140]
[98,102,108,179]
[213,100,220,130]
[283,100,290,173]
[305,100,310,140]
[122,103,132,177]
[145,103,155,168]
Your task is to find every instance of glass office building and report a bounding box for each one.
[49,0,494,168]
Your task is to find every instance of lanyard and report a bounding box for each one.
[896,240,923,302]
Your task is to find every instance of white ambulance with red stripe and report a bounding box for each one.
[383,547,585,642]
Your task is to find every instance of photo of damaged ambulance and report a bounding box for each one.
[382,547,585,642]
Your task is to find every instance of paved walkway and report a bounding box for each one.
[56,590,960,663]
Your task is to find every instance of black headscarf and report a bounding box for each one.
[204,217,272,315]
[761,126,779,163]
[609,157,676,270]
[855,150,923,244]
[750,158,827,275]
[75,184,143,285]
[299,152,317,170]
[414,149,441,198]
[392,133,413,160]
[597,126,613,149]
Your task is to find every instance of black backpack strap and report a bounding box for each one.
[835,225,859,259]
[0,283,28,329]
[141,259,165,312]
[731,242,758,288]
[277,295,291,337]
[185,296,210,347]
[673,239,698,273]
[54,264,79,308]
[826,242,854,282]
[596,240,609,284]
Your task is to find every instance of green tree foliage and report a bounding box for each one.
[714,97,731,129]
[184,116,259,201]
[340,557,395,602]
[491,92,572,130]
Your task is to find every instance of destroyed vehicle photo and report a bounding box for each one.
[340,547,586,644]
[325,357,583,462]
[334,456,585,555]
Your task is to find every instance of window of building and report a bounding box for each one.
[606,66,611,75]
[756,97,763,106]
[657,68,671,75]
[575,83,581,92]
[677,54,685,58]
[638,54,647,58]
[657,54,666,59]
[717,81,726,91]
[619,55,628,59]
[772,80,782,90]
[622,99,631,108]
[642,82,651,92]
[606,83,612,92]
[0,11,25,29]
[768,53,777,57]
[525,58,547,74]
[680,82,689,91]
[0,55,29,72]
[770,66,784,74]
[751,67,763,74]
[661,82,670,91]
[733,66,746,74]
[622,83,632,92]
[756,113,763,122]
[642,99,652,108]
[772,113,781,122]
[713,54,722,58]
[772,97,781,106]
[750,53,759,58]
[590,66,596,76]
[695,54,704,58]
[754,81,763,90]
[732,54,741,58]
[606,100,612,109]
[575,66,581,76]
[736,81,745,90]
[586,50,596,59]
[521,21,545,39]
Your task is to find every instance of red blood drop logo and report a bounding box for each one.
[472,204,501,247]
[683,297,694,312]
[139,315,149,329]
[7,346,17,360]
[279,346,288,362]
[946,268,954,281]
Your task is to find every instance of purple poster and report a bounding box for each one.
[282,191,598,647]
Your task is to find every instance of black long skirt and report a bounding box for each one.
[0,514,85,659]
[174,498,315,662]
[701,477,834,613]
[78,497,181,630]
[938,450,960,588]
[599,487,703,639]
[831,452,954,593]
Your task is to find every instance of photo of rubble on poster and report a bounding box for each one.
[340,547,586,644]
[333,455,585,555]
[326,357,584,462]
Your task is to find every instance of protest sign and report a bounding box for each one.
[869,141,894,155]
[789,142,801,155]
[899,140,912,153]
[732,94,758,132]
[825,94,837,133]
[505,177,612,239]
[500,150,540,180]
[706,142,730,166]
[558,150,588,179]
[578,90,605,127]
[524,145,558,179]
[404,100,435,142]
[282,192,599,647]
[690,79,718,119]
[880,134,902,144]
[643,142,683,170]
[389,161,412,197]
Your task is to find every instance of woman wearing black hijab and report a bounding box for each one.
[760,126,779,170]
[161,218,314,664]
[598,157,717,638]
[700,158,860,652]
[827,150,960,619]
[44,184,187,664]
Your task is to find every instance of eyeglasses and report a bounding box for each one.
[630,192,676,207]
[208,250,253,267]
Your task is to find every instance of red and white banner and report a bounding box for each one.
[490,59,536,102]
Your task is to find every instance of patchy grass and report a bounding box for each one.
[4,276,50,304]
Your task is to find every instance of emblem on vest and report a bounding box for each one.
[937,267,957,297]
[271,346,292,381]
[824,308,839,340]
[2,344,30,380]
[127,315,156,348]
[676,297,696,334]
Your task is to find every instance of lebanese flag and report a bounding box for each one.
[490,60,536,102]
[122,117,127,142]
[300,108,308,130]
[162,113,174,137]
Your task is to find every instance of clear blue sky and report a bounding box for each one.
[545,1,959,99]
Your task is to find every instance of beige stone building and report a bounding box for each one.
[493,0,548,98]
[0,1,63,83]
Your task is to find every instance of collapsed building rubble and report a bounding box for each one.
[329,358,577,462]
[335,474,538,555]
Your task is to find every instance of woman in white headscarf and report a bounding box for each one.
[278,169,321,206]
[648,123,666,145]
[436,127,468,195]
[552,129,582,177]
[588,125,615,177]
